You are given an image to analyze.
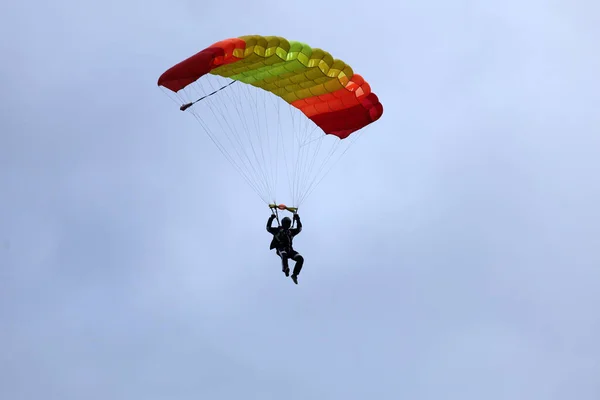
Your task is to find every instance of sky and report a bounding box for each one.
[1,0,600,399]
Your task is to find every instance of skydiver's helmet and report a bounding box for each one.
[281,217,292,229]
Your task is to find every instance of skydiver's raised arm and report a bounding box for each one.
[291,214,302,236]
[266,214,278,234]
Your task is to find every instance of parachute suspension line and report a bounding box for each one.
[227,81,273,202]
[302,121,330,204]
[297,113,315,146]
[302,125,327,191]
[177,77,350,209]
[264,86,278,203]
[249,82,276,203]
[209,78,275,204]
[288,110,326,208]
[279,97,297,206]
[254,86,273,201]
[293,109,306,206]
[179,80,237,111]
[212,79,273,201]
[296,136,325,206]
[289,102,313,207]
[160,86,188,109]
[298,138,341,205]
[291,123,307,206]
[190,106,270,204]
[275,94,282,205]
[298,127,323,147]
[252,83,276,203]
[257,87,285,206]
[262,91,281,202]
[236,83,266,197]
[298,127,366,205]
[263,87,278,204]
[298,111,318,205]
[188,109,268,204]
[170,75,376,210]
[203,92,271,203]
[288,110,298,205]
[184,77,272,204]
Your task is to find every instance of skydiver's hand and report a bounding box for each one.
[293,213,300,220]
[269,214,275,220]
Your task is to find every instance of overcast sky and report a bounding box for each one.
[2,0,600,399]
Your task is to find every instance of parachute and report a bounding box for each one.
[157,35,383,213]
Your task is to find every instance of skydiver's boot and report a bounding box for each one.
[291,274,298,284]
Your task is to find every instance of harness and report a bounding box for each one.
[274,228,293,249]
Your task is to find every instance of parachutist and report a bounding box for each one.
[266,213,303,284]
[158,35,383,261]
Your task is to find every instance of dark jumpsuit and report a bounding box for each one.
[266,215,304,277]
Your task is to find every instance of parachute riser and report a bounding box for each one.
[271,208,281,227]
[269,203,298,228]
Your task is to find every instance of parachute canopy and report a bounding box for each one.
[158,35,383,208]
[158,35,383,139]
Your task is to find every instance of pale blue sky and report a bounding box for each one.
[2,0,599,399]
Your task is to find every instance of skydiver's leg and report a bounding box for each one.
[277,249,290,276]
[292,255,303,276]
[289,250,304,284]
